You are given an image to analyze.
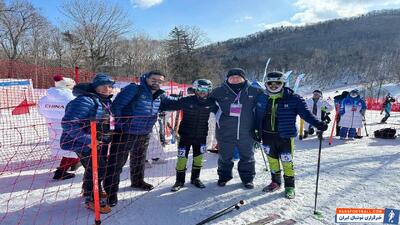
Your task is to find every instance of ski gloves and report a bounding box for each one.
[316,121,328,131]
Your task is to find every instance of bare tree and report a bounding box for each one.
[0,0,47,60]
[60,0,132,71]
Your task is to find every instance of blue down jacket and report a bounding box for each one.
[60,83,112,153]
[111,74,165,135]
[255,87,321,138]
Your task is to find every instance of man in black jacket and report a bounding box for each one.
[210,68,263,189]
[161,79,217,192]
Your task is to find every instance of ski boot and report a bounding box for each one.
[171,170,186,192]
[285,187,295,199]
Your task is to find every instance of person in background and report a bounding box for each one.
[60,73,115,213]
[38,75,80,180]
[302,90,333,139]
[333,91,349,136]
[339,89,367,140]
[380,93,396,124]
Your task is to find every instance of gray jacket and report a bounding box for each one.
[210,80,263,141]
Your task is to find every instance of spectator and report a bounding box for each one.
[339,89,366,140]
[104,71,167,207]
[302,90,333,139]
[60,73,115,213]
[333,91,349,136]
[38,75,79,180]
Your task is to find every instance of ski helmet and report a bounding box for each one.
[349,89,359,98]
[265,71,285,94]
[192,79,212,93]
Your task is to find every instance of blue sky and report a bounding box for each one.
[27,0,400,43]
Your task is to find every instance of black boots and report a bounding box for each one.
[171,169,205,191]
[171,170,186,192]
[107,194,118,207]
[190,169,205,188]
[131,181,154,191]
[53,169,75,180]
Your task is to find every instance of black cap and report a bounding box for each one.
[226,68,246,79]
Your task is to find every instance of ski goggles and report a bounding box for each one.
[195,87,210,93]
[266,81,283,87]
[350,93,358,98]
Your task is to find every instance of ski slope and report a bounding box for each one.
[1,86,399,225]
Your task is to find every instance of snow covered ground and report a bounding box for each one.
[0,86,399,225]
[103,111,399,225]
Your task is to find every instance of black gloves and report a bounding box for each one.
[316,121,328,131]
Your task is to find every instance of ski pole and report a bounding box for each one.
[314,131,323,218]
[362,116,369,137]
[255,142,268,171]
[196,200,244,225]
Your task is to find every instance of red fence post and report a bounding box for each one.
[74,66,79,84]
[90,120,101,225]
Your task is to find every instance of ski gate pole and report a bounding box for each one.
[90,120,101,225]
[314,131,324,218]
[329,104,340,145]
[363,116,369,137]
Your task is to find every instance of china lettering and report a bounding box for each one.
[45,104,64,109]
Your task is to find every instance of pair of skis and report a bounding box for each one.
[197,204,297,225]
[247,214,296,225]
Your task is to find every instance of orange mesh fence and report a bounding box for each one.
[0,114,178,225]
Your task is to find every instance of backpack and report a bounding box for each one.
[374,128,397,139]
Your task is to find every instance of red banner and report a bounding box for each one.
[365,97,400,112]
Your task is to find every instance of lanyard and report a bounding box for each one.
[233,91,241,104]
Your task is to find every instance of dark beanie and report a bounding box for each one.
[92,73,115,89]
[226,68,246,79]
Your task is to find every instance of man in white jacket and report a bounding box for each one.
[303,90,333,139]
[38,75,79,180]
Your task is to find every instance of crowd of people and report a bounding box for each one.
[39,67,394,213]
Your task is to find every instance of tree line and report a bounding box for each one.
[0,0,223,84]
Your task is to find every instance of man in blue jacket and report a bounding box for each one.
[104,71,165,206]
[255,71,327,199]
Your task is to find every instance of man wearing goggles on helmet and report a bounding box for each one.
[255,71,328,199]
[161,79,218,192]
